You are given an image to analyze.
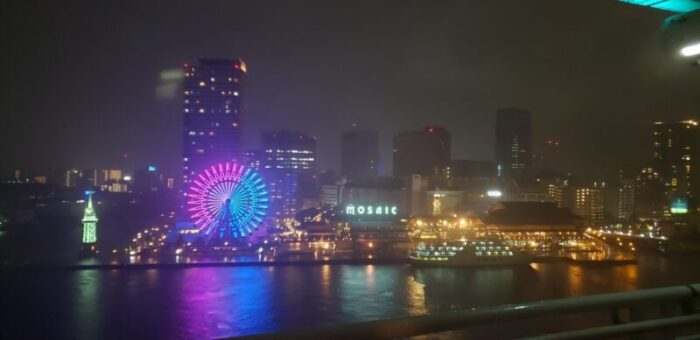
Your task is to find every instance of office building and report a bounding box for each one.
[245,149,263,171]
[635,166,665,219]
[495,108,532,178]
[182,58,246,188]
[393,126,451,177]
[102,169,122,182]
[261,130,316,171]
[341,129,378,181]
[564,183,605,225]
[652,120,699,209]
[442,159,495,178]
[604,175,635,221]
[133,166,164,194]
[260,130,317,220]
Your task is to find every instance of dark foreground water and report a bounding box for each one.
[3,255,700,339]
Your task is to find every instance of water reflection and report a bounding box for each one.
[175,267,275,338]
[405,275,426,316]
[414,267,530,311]
[567,265,583,295]
[72,270,102,339]
[4,257,700,339]
[339,265,400,321]
[320,264,331,299]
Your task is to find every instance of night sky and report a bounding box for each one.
[1,1,699,178]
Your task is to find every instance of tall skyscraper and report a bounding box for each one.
[605,172,635,221]
[652,120,699,210]
[341,129,378,181]
[260,130,317,220]
[393,126,451,177]
[635,166,665,219]
[261,130,316,171]
[245,149,263,171]
[564,183,605,225]
[182,59,246,187]
[495,108,532,178]
[133,166,164,194]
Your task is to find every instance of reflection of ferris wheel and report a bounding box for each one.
[187,162,269,238]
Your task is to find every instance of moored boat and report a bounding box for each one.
[409,240,532,266]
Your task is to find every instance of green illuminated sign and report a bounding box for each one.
[670,198,688,214]
[345,204,398,216]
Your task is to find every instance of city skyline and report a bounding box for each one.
[3,2,700,338]
[2,1,700,178]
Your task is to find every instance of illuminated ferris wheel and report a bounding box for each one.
[187,162,269,238]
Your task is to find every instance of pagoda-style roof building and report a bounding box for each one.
[483,201,583,231]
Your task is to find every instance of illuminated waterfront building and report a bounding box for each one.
[182,58,246,187]
[565,183,605,225]
[618,178,635,220]
[652,120,699,211]
[261,130,316,171]
[495,108,532,178]
[483,201,580,231]
[321,183,343,207]
[547,181,564,207]
[342,177,409,216]
[64,169,80,187]
[482,202,583,253]
[635,166,665,219]
[605,174,635,221]
[264,172,300,219]
[81,192,98,245]
[102,169,122,182]
[108,182,129,193]
[259,130,316,219]
[245,149,263,171]
[320,172,345,207]
[341,129,378,181]
[393,126,451,177]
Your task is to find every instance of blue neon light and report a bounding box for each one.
[148,165,157,172]
[619,0,700,13]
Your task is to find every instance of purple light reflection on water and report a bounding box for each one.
[173,267,276,338]
[4,257,700,339]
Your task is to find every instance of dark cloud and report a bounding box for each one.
[1,0,698,178]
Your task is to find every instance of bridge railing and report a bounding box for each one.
[233,283,700,339]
